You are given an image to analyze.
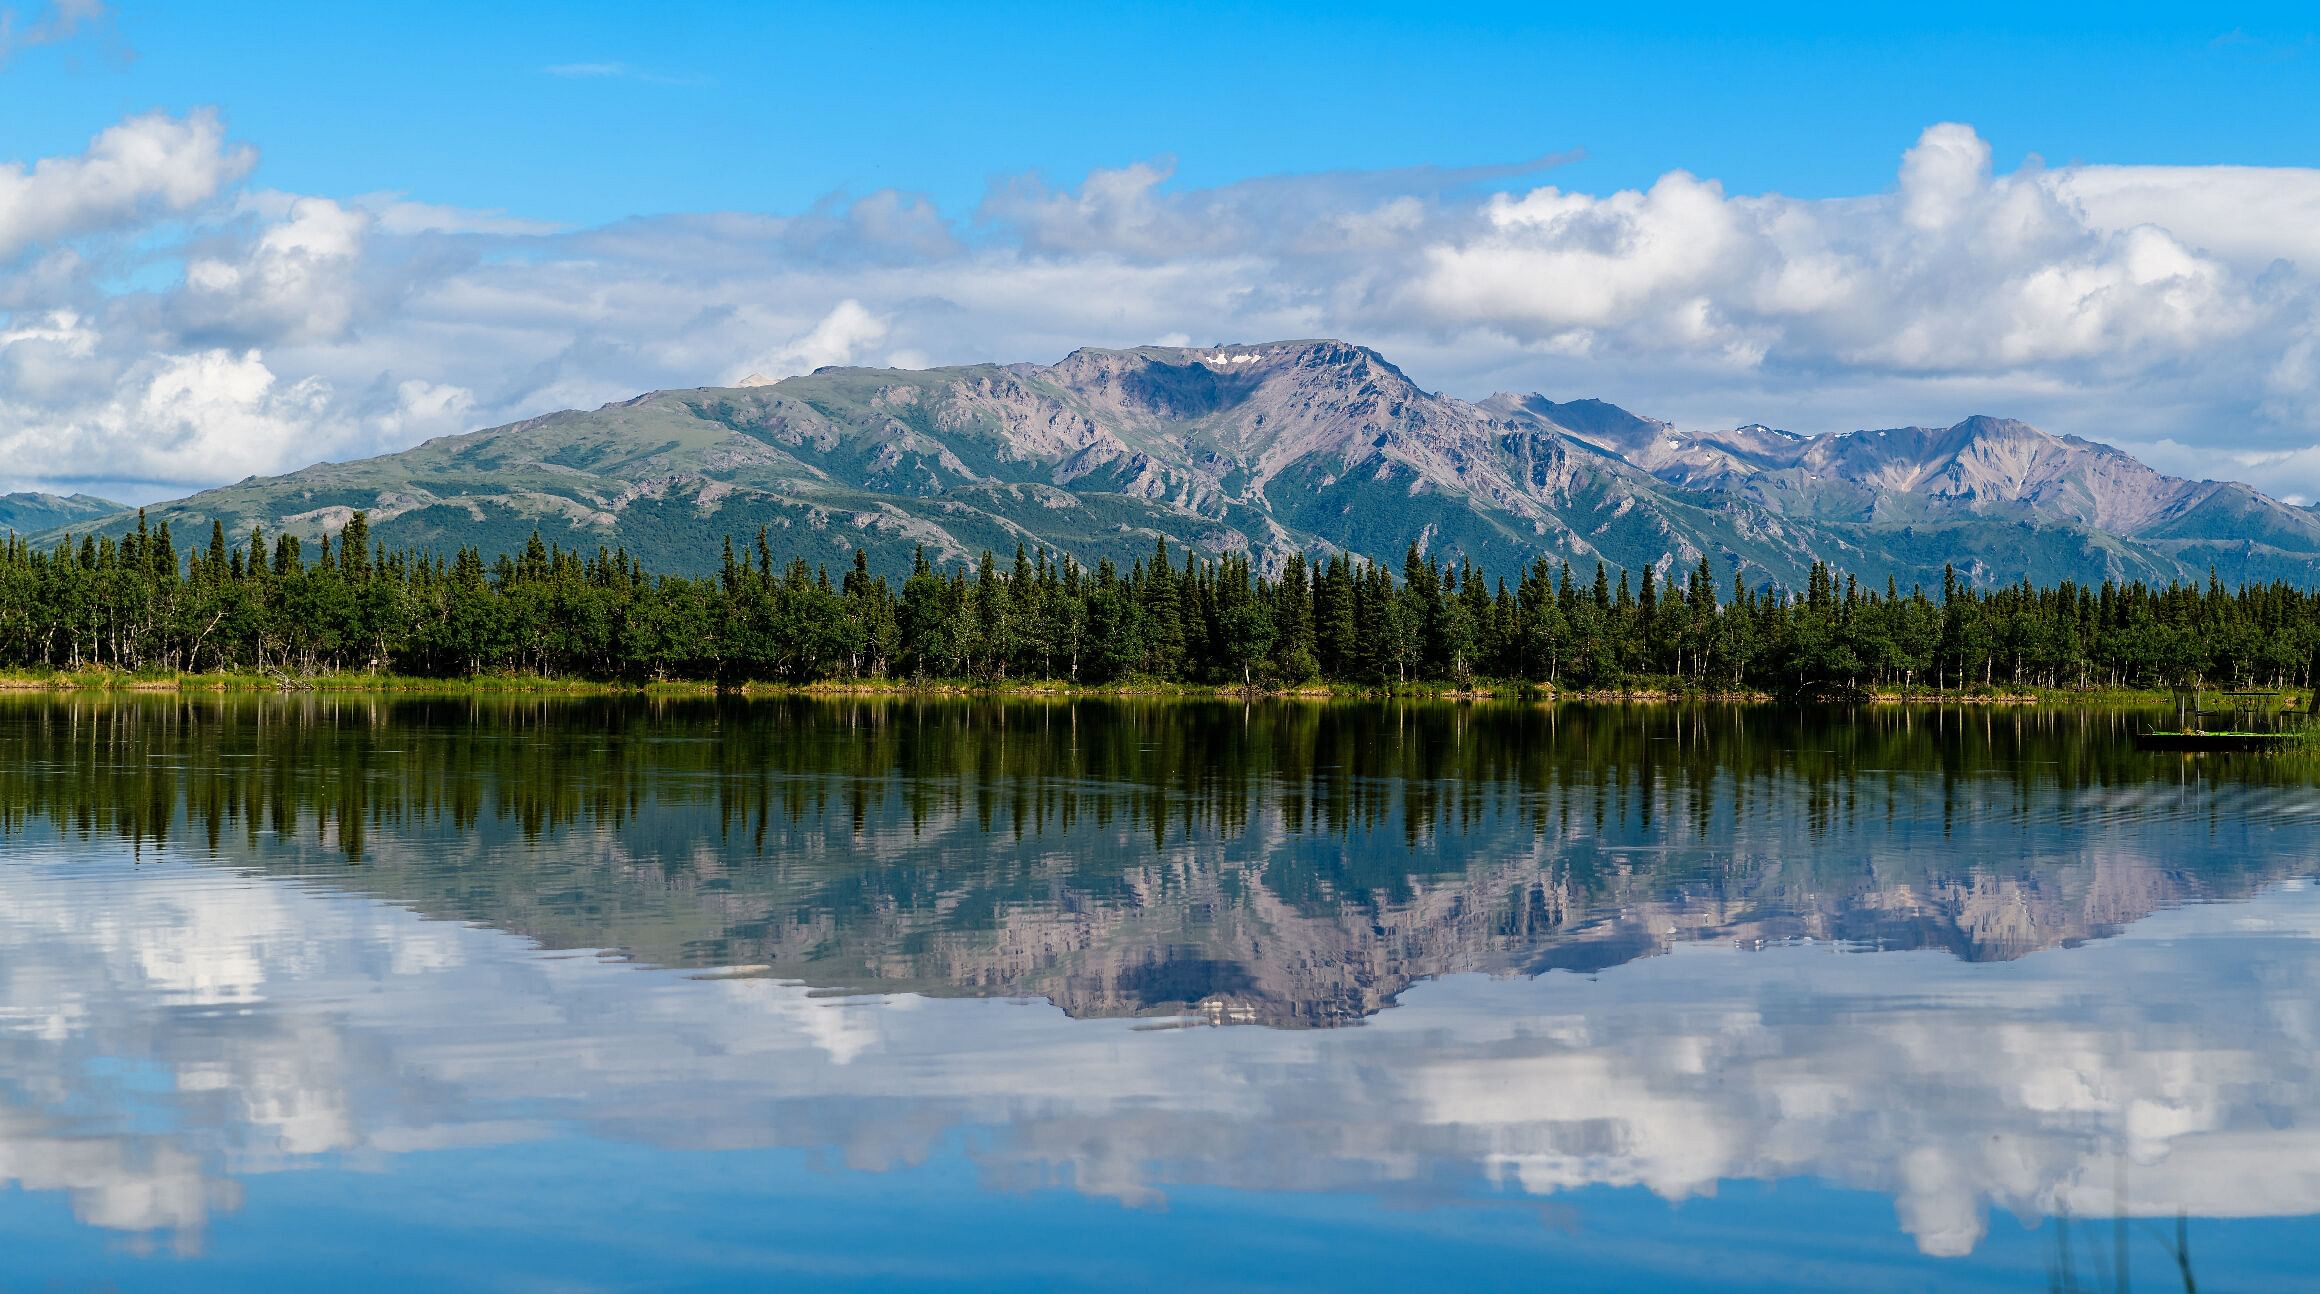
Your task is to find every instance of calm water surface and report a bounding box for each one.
[1,696,2316,1291]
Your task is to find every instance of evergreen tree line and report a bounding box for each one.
[5,510,2319,692]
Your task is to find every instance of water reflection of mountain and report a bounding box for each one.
[3,695,2314,1028]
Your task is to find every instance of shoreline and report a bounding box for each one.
[0,670,2177,707]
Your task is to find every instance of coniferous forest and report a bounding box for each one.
[4,510,2319,693]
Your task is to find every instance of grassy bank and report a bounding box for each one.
[1865,684,2175,706]
[0,669,703,697]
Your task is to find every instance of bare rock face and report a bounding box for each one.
[51,340,2320,591]
[1510,401,2317,546]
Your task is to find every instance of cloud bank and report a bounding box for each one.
[4,111,2320,502]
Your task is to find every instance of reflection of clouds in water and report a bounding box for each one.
[712,979,884,1066]
[1373,904,2320,1257]
[0,848,2314,1259]
[0,1114,232,1245]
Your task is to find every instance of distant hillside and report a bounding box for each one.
[42,340,2320,590]
[1,491,122,537]
[1500,397,2320,571]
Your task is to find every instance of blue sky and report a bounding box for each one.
[6,2,2320,502]
[9,2,2316,225]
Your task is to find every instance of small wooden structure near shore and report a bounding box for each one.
[2134,687,2306,751]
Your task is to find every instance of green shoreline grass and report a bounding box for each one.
[0,668,2182,706]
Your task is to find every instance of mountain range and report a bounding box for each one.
[0,491,122,537]
[21,339,2320,590]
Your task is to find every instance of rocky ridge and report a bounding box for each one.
[29,340,2320,590]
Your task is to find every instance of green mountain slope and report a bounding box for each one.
[0,492,122,537]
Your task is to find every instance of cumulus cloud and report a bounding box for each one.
[1403,122,2259,381]
[0,308,100,398]
[0,110,252,261]
[727,299,890,384]
[5,113,2320,502]
[177,196,369,343]
[0,347,335,488]
[2056,164,2320,270]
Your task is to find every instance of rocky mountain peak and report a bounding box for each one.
[1487,394,1672,453]
[1044,339,1412,401]
[1949,414,2040,441]
[1023,340,1443,475]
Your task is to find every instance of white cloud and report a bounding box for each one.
[726,298,890,384]
[7,112,2320,503]
[980,159,1226,259]
[368,377,474,446]
[0,110,252,261]
[0,307,98,385]
[177,196,370,343]
[109,349,335,481]
[1401,122,2261,382]
[1897,120,1992,233]
[0,0,109,68]
[1413,171,1749,334]
[0,347,342,490]
[2054,163,2320,269]
[360,197,561,238]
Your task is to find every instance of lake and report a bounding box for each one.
[1,695,2315,1291]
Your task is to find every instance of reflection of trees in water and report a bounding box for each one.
[2,696,2314,1024]
[2046,1200,2204,1294]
